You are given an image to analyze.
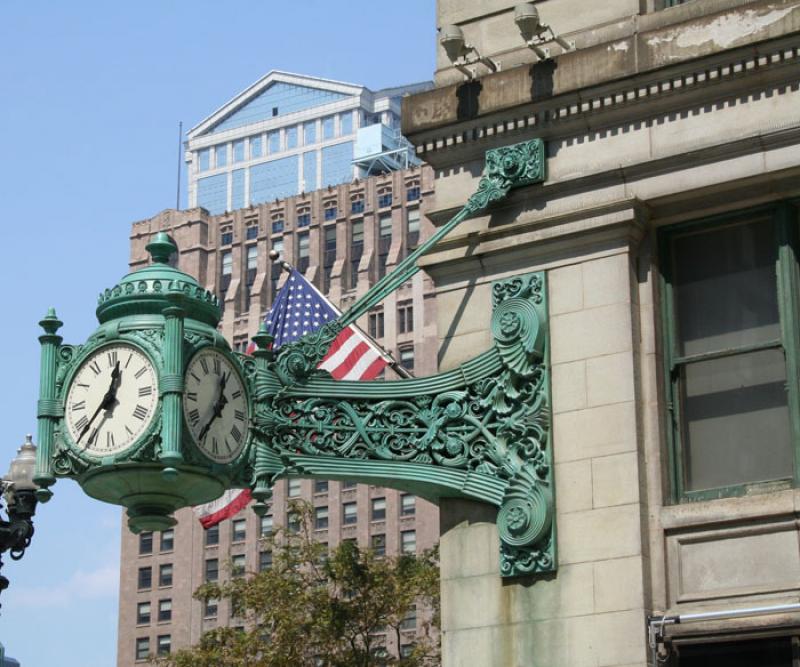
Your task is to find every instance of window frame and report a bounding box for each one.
[659,203,800,503]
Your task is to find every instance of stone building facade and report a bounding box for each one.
[402,0,800,665]
[116,164,441,665]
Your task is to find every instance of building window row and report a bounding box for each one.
[135,635,170,661]
[138,529,174,555]
[137,563,173,590]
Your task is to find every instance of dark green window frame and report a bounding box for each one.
[660,203,800,502]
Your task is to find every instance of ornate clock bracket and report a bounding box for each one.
[250,139,555,577]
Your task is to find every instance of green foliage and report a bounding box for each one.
[155,502,440,667]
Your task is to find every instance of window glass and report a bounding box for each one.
[136,602,151,625]
[297,213,311,228]
[399,347,414,371]
[259,551,273,571]
[135,638,150,661]
[286,126,298,149]
[158,599,172,622]
[304,121,316,145]
[198,148,210,172]
[379,213,392,237]
[232,519,246,542]
[352,220,364,244]
[340,111,353,135]
[260,514,273,536]
[246,245,258,270]
[137,566,152,590]
[221,251,233,275]
[246,224,258,240]
[250,136,263,158]
[205,524,219,546]
[221,230,233,245]
[677,637,793,666]
[314,480,329,494]
[297,234,310,259]
[315,506,329,529]
[268,131,281,153]
[233,140,245,162]
[401,494,415,516]
[139,532,153,555]
[272,219,285,234]
[205,558,219,582]
[378,192,392,208]
[160,529,174,552]
[371,534,386,556]
[342,502,357,524]
[371,498,386,521]
[159,563,173,587]
[406,185,420,202]
[323,116,335,139]
[401,530,416,554]
[215,144,227,168]
[232,554,246,577]
[324,205,337,221]
[157,635,171,656]
[204,598,218,617]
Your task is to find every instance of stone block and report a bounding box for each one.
[552,360,587,414]
[555,459,593,514]
[506,562,595,623]
[440,519,499,581]
[594,556,645,613]
[441,574,504,632]
[558,504,642,565]
[549,263,584,315]
[582,254,632,309]
[553,401,638,463]
[438,329,494,371]
[586,352,635,407]
[550,303,633,364]
[592,452,640,509]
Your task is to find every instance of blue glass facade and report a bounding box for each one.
[250,155,299,204]
[233,140,245,162]
[321,141,354,187]
[286,127,297,149]
[340,111,353,135]
[303,151,317,191]
[216,144,228,168]
[198,148,210,171]
[250,136,263,158]
[198,174,228,215]
[304,121,316,145]
[232,169,246,209]
[322,116,335,140]
[209,82,348,134]
[268,131,280,154]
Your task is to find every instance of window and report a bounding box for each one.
[232,554,246,577]
[221,230,233,245]
[399,347,414,372]
[340,111,353,135]
[398,302,413,334]
[215,144,227,168]
[406,185,420,202]
[204,598,218,617]
[401,530,416,554]
[136,601,151,625]
[400,644,414,658]
[378,191,393,208]
[287,512,301,533]
[205,524,219,546]
[286,126,298,149]
[401,494,416,516]
[233,139,245,162]
[198,148,210,172]
[342,502,357,525]
[371,498,386,521]
[342,480,357,490]
[232,518,247,542]
[371,534,386,557]
[272,106,279,116]
[322,116,335,140]
[288,478,302,497]
[160,529,174,552]
[159,563,173,587]
[351,220,364,288]
[297,213,311,228]
[315,506,329,530]
[205,558,219,582]
[675,637,794,666]
[272,218,285,234]
[407,208,420,250]
[369,310,385,339]
[323,226,336,292]
[250,135,263,159]
[324,204,337,221]
[351,197,365,214]
[661,207,796,500]
[246,224,258,240]
[314,480,329,494]
[268,131,281,153]
[139,532,153,555]
[378,213,392,279]
[304,121,316,145]
[260,514,273,536]
[135,637,150,661]
[297,233,310,273]
[137,566,152,590]
[400,604,417,631]
[158,599,172,622]
[220,251,233,294]
[157,635,171,656]
[259,550,273,571]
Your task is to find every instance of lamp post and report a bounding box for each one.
[0,435,39,607]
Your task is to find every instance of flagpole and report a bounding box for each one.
[270,253,414,380]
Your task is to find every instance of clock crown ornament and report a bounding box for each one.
[34,232,252,533]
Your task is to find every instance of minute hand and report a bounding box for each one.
[197,373,229,442]
[78,362,120,443]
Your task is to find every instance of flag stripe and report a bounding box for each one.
[195,489,252,529]
[338,346,382,380]
[319,327,361,370]
[355,354,387,381]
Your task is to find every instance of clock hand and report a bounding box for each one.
[78,362,121,443]
[196,372,230,442]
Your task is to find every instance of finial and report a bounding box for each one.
[39,307,63,335]
[146,232,178,264]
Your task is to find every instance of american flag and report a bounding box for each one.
[264,268,389,381]
[196,269,388,527]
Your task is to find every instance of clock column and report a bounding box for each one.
[33,307,62,500]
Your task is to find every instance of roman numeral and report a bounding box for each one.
[200,358,209,375]
[134,367,148,379]
[89,360,102,375]
[186,392,197,402]
[225,438,232,453]
[190,372,201,383]
[71,401,86,411]
[231,390,242,399]
[107,350,118,367]
[234,409,245,422]
[75,416,89,432]
[132,405,148,420]
[138,386,152,397]
[231,425,242,444]
[106,432,115,449]
[188,409,200,427]
[77,382,90,389]
[125,353,133,368]
[211,437,219,455]
[213,358,221,375]
[125,426,133,436]
[88,427,99,445]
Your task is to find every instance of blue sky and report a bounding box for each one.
[0,2,435,664]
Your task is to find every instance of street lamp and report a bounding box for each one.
[0,435,39,606]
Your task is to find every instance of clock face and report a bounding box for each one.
[183,348,249,463]
[65,344,159,456]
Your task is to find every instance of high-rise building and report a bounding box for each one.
[117,71,440,666]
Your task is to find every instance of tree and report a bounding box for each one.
[156,501,440,667]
